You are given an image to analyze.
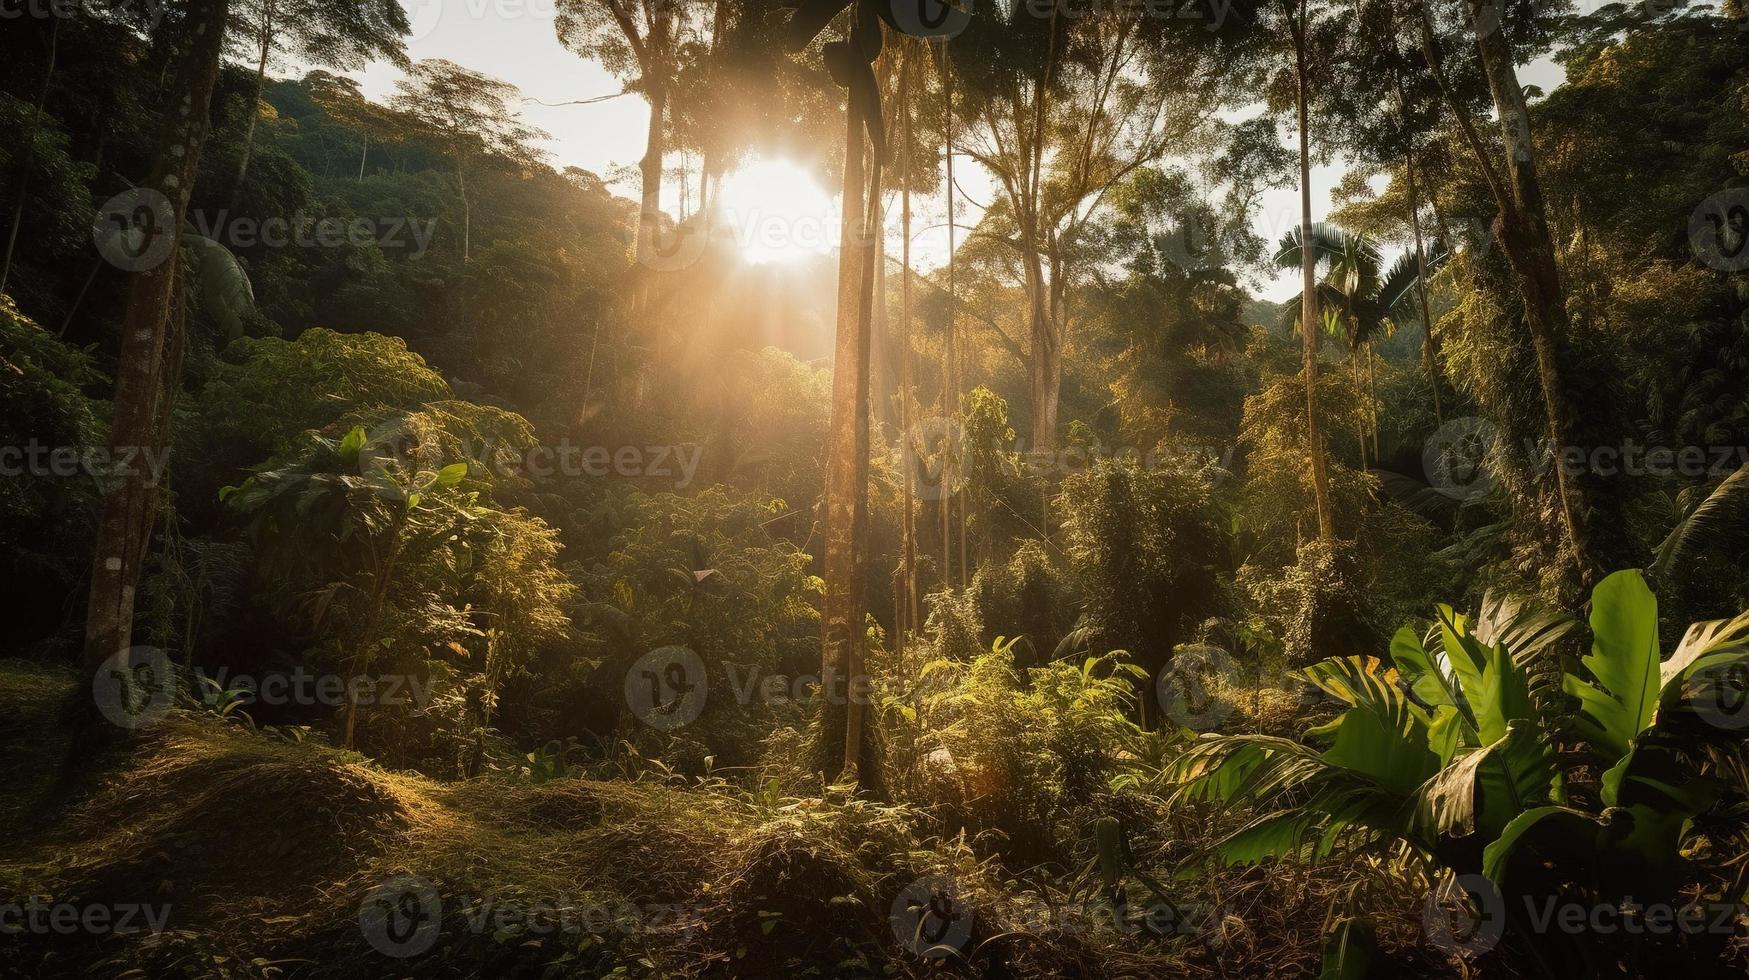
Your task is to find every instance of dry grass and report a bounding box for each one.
[0,660,1554,978]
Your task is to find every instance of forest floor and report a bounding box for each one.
[0,659,1503,979]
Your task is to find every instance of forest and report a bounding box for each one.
[1,0,1747,976]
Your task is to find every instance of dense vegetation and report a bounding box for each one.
[1,1,1747,977]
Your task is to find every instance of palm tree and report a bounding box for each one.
[1276,224,1448,466]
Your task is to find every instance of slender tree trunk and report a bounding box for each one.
[636,87,666,267]
[820,93,873,786]
[940,40,955,594]
[455,158,470,262]
[81,0,231,693]
[229,3,272,214]
[1293,12,1334,541]
[1,18,58,295]
[899,50,917,647]
[1404,146,1443,423]
[1462,0,1602,587]
[1023,12,1060,455]
[358,130,368,181]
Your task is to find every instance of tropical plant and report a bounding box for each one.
[1171,570,1749,970]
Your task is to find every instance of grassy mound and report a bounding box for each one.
[0,661,1517,978]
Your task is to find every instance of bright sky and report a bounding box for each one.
[333,2,1570,302]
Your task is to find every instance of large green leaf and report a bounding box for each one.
[1564,570,1661,760]
[1481,805,1600,889]
[1658,609,1749,693]
[1415,723,1554,841]
[1389,625,1464,715]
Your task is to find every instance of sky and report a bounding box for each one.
[335,1,1570,302]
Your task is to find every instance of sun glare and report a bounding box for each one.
[716,158,837,264]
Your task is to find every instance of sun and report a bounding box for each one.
[715,158,837,264]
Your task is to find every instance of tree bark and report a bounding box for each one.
[819,90,873,786]
[82,0,232,687]
[898,49,917,650]
[1462,0,1603,587]
[1404,146,1443,424]
[941,41,956,594]
[636,86,666,267]
[1293,7,1335,541]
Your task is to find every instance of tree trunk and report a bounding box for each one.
[455,158,470,262]
[941,42,956,594]
[229,3,272,214]
[1404,146,1443,424]
[1,18,58,296]
[636,87,666,267]
[358,130,368,181]
[1293,12,1335,541]
[819,94,873,787]
[1463,0,1602,587]
[899,50,917,649]
[81,0,231,694]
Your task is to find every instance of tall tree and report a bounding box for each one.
[224,0,408,210]
[81,0,233,697]
[786,0,941,787]
[389,60,548,263]
[952,6,1217,453]
[556,0,715,267]
[1418,0,1629,587]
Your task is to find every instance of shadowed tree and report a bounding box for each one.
[81,0,233,718]
[1416,0,1634,589]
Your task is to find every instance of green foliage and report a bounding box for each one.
[1059,457,1226,686]
[0,297,106,639]
[1174,570,1749,965]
